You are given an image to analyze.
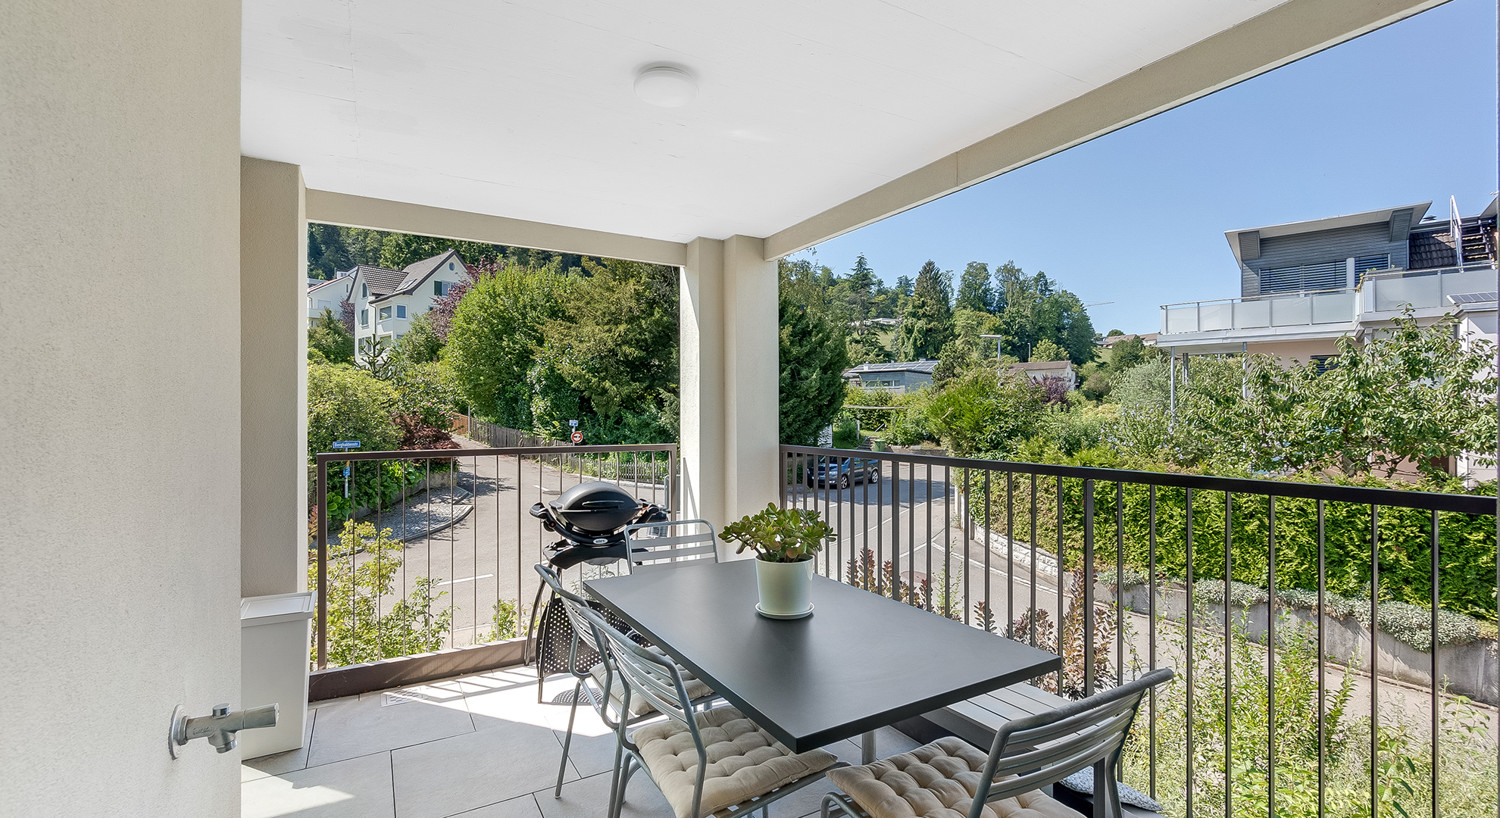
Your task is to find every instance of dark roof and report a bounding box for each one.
[1408,226,1458,270]
[371,249,465,303]
[349,264,407,296]
[1006,360,1072,372]
[845,360,938,375]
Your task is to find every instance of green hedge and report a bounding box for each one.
[965,469,1497,619]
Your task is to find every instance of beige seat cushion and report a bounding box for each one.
[825,736,1077,818]
[632,706,838,818]
[589,650,714,718]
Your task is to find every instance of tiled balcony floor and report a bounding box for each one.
[241,665,922,818]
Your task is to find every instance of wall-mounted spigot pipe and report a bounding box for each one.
[169,703,278,757]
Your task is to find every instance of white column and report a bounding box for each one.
[679,236,781,530]
[722,235,780,522]
[240,157,308,596]
[2,0,242,811]
[680,238,727,526]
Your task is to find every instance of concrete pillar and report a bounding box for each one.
[2,0,242,811]
[722,236,780,522]
[679,236,780,529]
[240,158,309,595]
[680,238,727,526]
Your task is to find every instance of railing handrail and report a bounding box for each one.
[780,444,1494,515]
[1160,265,1485,313]
[315,443,678,464]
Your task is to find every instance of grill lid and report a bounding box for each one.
[548,481,642,535]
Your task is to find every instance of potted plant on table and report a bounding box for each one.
[720,504,833,619]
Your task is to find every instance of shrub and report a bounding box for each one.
[312,520,452,667]
[307,362,402,456]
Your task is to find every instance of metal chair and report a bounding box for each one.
[819,668,1174,818]
[580,604,842,818]
[623,518,719,570]
[533,564,716,799]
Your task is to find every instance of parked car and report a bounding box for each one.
[806,456,881,489]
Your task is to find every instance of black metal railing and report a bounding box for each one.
[781,444,1499,818]
[311,443,677,688]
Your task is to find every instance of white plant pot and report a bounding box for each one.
[755,557,814,618]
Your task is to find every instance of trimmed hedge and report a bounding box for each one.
[966,469,1497,619]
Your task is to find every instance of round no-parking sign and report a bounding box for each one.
[571,430,583,444]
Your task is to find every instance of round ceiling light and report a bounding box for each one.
[634,64,697,108]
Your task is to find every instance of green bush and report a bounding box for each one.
[312,520,452,667]
[307,362,402,456]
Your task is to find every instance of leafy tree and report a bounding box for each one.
[896,261,953,361]
[1033,289,1096,364]
[1030,338,1068,362]
[339,299,356,335]
[306,362,402,457]
[780,261,851,445]
[924,369,1045,457]
[427,261,484,343]
[933,308,999,383]
[541,258,679,442]
[308,308,354,365]
[356,335,398,380]
[378,233,499,271]
[391,312,443,367]
[441,264,574,429]
[847,333,895,366]
[1293,314,1497,479]
[955,261,993,313]
[315,520,452,667]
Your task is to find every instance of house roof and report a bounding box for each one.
[371,249,465,303]
[348,264,407,296]
[1098,333,1156,347]
[845,360,938,376]
[307,276,351,296]
[1408,226,1458,270]
[1006,360,1073,372]
[1224,202,1433,266]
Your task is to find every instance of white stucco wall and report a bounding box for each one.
[2,0,242,813]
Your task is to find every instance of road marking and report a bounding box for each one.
[437,574,494,586]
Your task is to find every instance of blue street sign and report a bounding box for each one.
[568,419,578,427]
[332,440,361,449]
[343,466,351,478]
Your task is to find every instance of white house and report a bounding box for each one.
[305,273,352,319]
[346,249,470,356]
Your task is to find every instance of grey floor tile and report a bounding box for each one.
[447,793,545,818]
[537,770,670,818]
[243,708,318,782]
[241,750,394,818]
[392,719,571,818]
[309,690,474,767]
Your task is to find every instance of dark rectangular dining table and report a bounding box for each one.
[584,559,1062,760]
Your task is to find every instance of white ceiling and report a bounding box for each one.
[243,0,1288,245]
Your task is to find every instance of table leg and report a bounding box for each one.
[861,730,876,764]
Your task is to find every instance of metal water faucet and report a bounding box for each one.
[170,703,278,756]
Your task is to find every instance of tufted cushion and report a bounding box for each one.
[824,737,1077,818]
[589,651,714,718]
[632,706,838,818]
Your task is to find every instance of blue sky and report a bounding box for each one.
[791,0,1498,336]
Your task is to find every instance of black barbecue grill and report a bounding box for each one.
[526,482,668,690]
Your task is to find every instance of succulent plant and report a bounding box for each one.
[720,504,833,563]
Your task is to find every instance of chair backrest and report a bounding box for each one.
[533,563,609,676]
[623,518,719,571]
[578,603,698,732]
[971,668,1175,817]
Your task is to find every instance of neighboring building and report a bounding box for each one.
[1005,359,1078,391]
[843,360,937,392]
[1098,332,1156,349]
[1155,196,1498,361]
[346,249,470,359]
[306,273,352,319]
[1452,291,1498,486]
[1154,196,1498,483]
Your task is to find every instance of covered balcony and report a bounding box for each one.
[5,1,1493,817]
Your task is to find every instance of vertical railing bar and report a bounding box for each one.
[963,469,972,625]
[1185,487,1195,818]
[1083,478,1095,697]
[1267,494,1276,818]
[1430,508,1439,818]
[1115,481,1123,691]
[944,464,952,618]
[316,458,328,671]
[1147,484,1157,800]
[1224,490,1233,818]
[892,457,903,600]
[1029,473,1038,646]
[925,463,933,610]
[375,459,383,649]
[447,458,456,648]
[877,457,885,597]
[1370,504,1380,817]
[983,470,992,631]
[1317,499,1326,818]
[1056,475,1064,690]
[471,455,478,645]
[1007,471,1015,635]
